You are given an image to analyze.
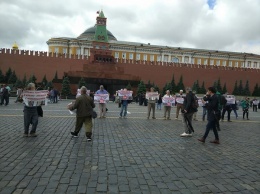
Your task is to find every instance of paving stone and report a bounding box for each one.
[0,100,259,193]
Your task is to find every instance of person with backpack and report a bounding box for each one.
[180,87,197,137]
[0,84,9,106]
[241,97,250,120]
[192,91,199,121]
[221,93,232,122]
[198,87,220,144]
[215,91,224,131]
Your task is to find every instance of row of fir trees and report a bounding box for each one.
[1,68,260,97]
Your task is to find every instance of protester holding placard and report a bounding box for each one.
[119,88,132,118]
[252,99,258,112]
[175,90,185,120]
[157,94,162,110]
[95,85,109,118]
[162,90,174,120]
[146,87,158,119]
[22,83,49,137]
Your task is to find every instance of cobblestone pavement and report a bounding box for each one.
[0,98,259,194]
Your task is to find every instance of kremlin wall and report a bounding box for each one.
[0,47,259,96]
[1,10,260,96]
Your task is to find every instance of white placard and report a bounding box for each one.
[94,94,109,103]
[162,96,175,106]
[118,90,133,100]
[145,92,159,100]
[226,95,236,104]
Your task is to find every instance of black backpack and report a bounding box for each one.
[191,94,198,112]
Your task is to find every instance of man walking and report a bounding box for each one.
[68,86,95,141]
[180,87,196,137]
[198,87,220,144]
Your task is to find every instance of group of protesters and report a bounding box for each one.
[2,82,258,144]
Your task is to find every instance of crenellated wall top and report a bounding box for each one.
[0,48,87,60]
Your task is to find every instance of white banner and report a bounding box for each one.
[197,97,204,107]
[226,95,236,104]
[22,90,49,106]
[94,94,109,103]
[162,96,175,106]
[145,92,159,100]
[118,90,133,100]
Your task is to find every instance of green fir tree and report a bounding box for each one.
[53,71,58,80]
[0,69,5,83]
[126,83,132,90]
[137,81,146,94]
[170,74,176,93]
[232,81,239,95]
[222,83,227,94]
[28,74,37,84]
[5,67,12,83]
[14,78,23,88]
[22,74,27,87]
[252,83,259,96]
[243,80,251,96]
[216,78,222,94]
[199,81,206,94]
[8,70,17,84]
[177,75,185,92]
[162,82,171,95]
[42,75,48,87]
[78,77,86,88]
[238,80,243,95]
[61,77,71,98]
[46,81,53,89]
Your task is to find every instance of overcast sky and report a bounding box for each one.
[1,0,260,55]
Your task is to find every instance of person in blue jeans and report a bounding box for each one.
[119,89,130,118]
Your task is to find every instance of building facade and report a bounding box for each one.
[47,10,260,70]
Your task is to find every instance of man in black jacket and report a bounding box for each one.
[198,87,220,144]
[180,87,196,137]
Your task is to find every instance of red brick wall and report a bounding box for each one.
[0,49,259,94]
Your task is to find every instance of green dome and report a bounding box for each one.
[77,25,117,41]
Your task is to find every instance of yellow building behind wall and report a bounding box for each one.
[47,11,260,69]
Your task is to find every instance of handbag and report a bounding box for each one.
[92,110,97,119]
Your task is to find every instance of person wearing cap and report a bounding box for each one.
[175,89,185,120]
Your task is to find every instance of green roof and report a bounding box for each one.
[99,10,105,18]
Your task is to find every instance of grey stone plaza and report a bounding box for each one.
[0,98,259,194]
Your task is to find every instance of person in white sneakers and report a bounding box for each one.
[180,87,197,137]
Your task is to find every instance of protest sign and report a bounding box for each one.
[94,94,109,103]
[22,90,49,106]
[162,96,175,106]
[118,90,133,100]
[226,95,236,104]
[145,92,159,100]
